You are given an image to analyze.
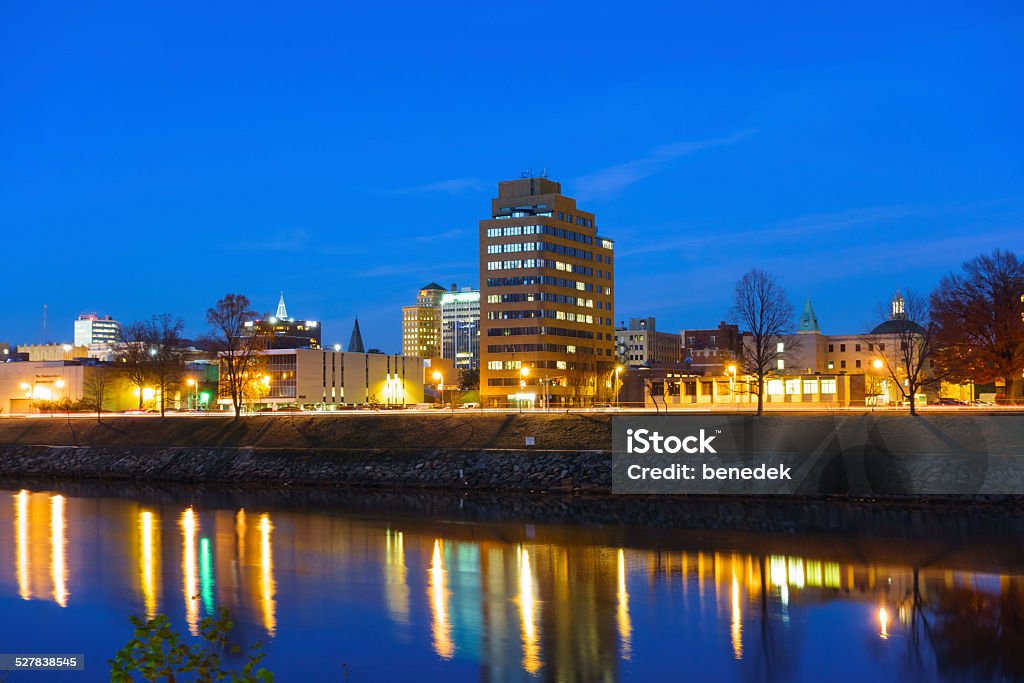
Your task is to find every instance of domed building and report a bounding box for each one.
[869,291,925,336]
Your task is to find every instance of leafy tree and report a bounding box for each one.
[206,295,262,419]
[931,249,1024,404]
[729,269,797,416]
[109,609,273,683]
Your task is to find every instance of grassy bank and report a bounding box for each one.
[0,413,613,451]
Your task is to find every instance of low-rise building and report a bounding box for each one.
[218,348,424,410]
[616,317,681,368]
[681,322,742,375]
[15,344,89,362]
[0,361,136,414]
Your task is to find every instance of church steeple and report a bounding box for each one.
[797,298,820,333]
[348,318,365,353]
[275,292,288,319]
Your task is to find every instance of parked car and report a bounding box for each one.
[936,397,968,406]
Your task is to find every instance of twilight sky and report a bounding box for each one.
[2,1,1022,350]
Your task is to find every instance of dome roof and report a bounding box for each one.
[870,318,924,335]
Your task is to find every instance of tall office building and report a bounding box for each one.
[74,313,122,347]
[402,282,446,359]
[440,285,480,370]
[479,176,615,408]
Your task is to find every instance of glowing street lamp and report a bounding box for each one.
[727,364,737,404]
[519,367,530,412]
[186,377,198,410]
[872,359,884,370]
[614,365,623,409]
[432,371,444,409]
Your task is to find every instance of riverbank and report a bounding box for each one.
[0,413,1021,496]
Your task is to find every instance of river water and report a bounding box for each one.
[1,484,1023,682]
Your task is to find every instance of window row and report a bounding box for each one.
[487,326,596,340]
[486,275,593,291]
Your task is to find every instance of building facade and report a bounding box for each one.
[479,177,615,408]
[402,283,446,359]
[242,294,322,350]
[73,313,122,347]
[440,285,480,370]
[681,322,743,376]
[219,348,424,410]
[616,317,681,368]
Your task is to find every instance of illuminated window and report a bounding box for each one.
[777,359,785,370]
[785,379,800,395]
[776,342,784,353]
[802,379,817,394]
[767,379,784,395]
[821,379,837,394]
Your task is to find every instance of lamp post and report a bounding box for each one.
[186,377,198,411]
[727,364,737,406]
[614,365,623,409]
[519,366,530,413]
[433,371,444,410]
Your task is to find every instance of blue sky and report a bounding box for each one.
[2,1,1022,349]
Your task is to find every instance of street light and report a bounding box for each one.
[519,367,530,413]
[614,365,623,409]
[432,371,444,409]
[727,364,737,405]
[186,377,198,410]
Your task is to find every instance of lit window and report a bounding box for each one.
[802,380,817,394]
[776,342,784,353]
[821,379,837,394]
[785,379,800,395]
[777,359,785,370]
[767,379,784,395]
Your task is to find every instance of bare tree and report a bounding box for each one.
[82,367,118,422]
[206,294,261,419]
[869,290,939,415]
[116,321,152,409]
[145,314,186,417]
[931,249,1024,404]
[729,269,796,416]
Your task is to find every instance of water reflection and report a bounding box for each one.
[259,514,276,637]
[14,490,30,600]
[430,539,454,660]
[3,488,1024,681]
[181,508,199,635]
[139,510,159,620]
[50,495,67,607]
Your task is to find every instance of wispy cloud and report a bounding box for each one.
[225,229,308,252]
[616,205,914,257]
[415,228,466,243]
[354,261,476,278]
[571,130,755,201]
[393,177,488,195]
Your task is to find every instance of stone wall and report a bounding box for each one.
[0,445,611,493]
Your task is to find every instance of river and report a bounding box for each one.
[1,483,1023,682]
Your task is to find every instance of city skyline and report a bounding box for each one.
[3,2,1022,350]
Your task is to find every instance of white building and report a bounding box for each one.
[74,313,121,359]
[441,286,480,370]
